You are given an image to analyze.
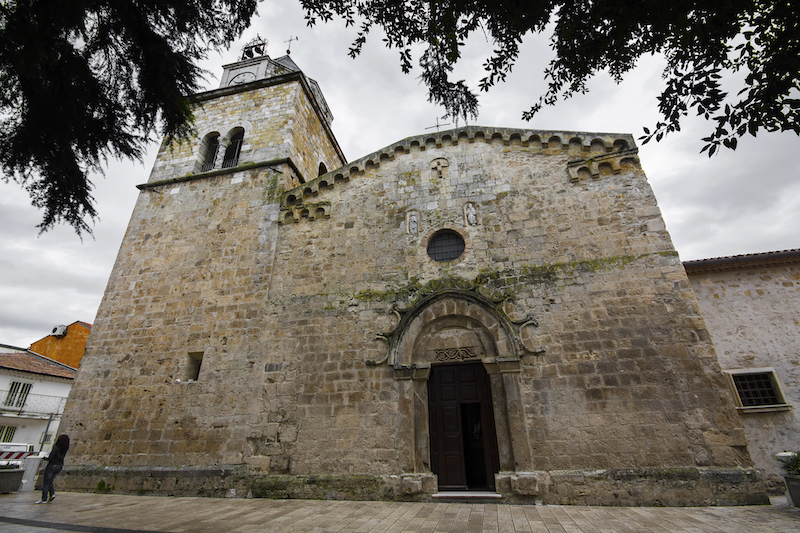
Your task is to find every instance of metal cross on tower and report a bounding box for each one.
[425,116,451,132]
[285,36,299,55]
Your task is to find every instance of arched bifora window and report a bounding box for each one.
[222,128,245,169]
[200,132,220,172]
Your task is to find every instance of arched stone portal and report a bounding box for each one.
[391,292,538,499]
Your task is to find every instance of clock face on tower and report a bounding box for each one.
[229,72,256,86]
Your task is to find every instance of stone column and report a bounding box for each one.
[498,358,533,471]
[484,362,515,471]
[411,365,431,472]
[395,365,437,496]
[394,367,415,473]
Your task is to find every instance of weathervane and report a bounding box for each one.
[284,36,299,55]
[425,116,451,133]
[241,35,268,60]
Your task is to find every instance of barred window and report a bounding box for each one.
[726,369,790,412]
[0,425,17,442]
[733,373,780,406]
[427,230,465,262]
[3,381,32,408]
[200,132,220,172]
[222,129,244,169]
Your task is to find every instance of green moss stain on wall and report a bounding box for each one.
[300,252,675,309]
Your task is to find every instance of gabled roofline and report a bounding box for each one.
[683,249,800,275]
[29,320,92,346]
[280,126,639,210]
[0,350,77,380]
[0,343,27,352]
[0,367,75,381]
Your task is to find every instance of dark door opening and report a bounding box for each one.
[428,363,501,491]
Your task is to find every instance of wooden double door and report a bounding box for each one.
[428,363,501,490]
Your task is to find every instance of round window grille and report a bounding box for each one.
[427,230,465,262]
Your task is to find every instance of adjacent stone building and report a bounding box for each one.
[58,49,768,505]
[685,250,800,493]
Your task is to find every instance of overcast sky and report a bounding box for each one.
[2,3,799,348]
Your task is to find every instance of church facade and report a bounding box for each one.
[59,51,768,505]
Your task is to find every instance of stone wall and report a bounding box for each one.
[687,256,800,492]
[64,167,283,469]
[287,82,343,185]
[60,127,767,505]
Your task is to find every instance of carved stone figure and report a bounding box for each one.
[408,212,418,234]
[466,203,477,226]
[430,158,449,179]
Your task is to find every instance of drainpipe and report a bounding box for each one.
[39,414,54,453]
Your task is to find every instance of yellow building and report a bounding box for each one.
[29,321,91,370]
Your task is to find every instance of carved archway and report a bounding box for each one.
[394,292,517,366]
[392,292,534,494]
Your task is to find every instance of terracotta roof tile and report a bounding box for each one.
[683,249,800,275]
[0,352,76,379]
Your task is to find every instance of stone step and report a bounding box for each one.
[432,491,504,504]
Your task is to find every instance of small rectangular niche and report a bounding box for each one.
[185,351,204,382]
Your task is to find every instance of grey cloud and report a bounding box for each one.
[1,8,798,346]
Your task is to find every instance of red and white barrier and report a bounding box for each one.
[0,451,34,460]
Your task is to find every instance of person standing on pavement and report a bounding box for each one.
[37,434,69,503]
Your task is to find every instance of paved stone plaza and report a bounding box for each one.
[0,492,797,532]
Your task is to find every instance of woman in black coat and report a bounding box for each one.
[37,434,69,503]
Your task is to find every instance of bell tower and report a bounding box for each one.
[59,36,346,480]
[146,35,344,188]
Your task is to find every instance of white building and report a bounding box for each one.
[0,345,76,456]
[685,250,800,493]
